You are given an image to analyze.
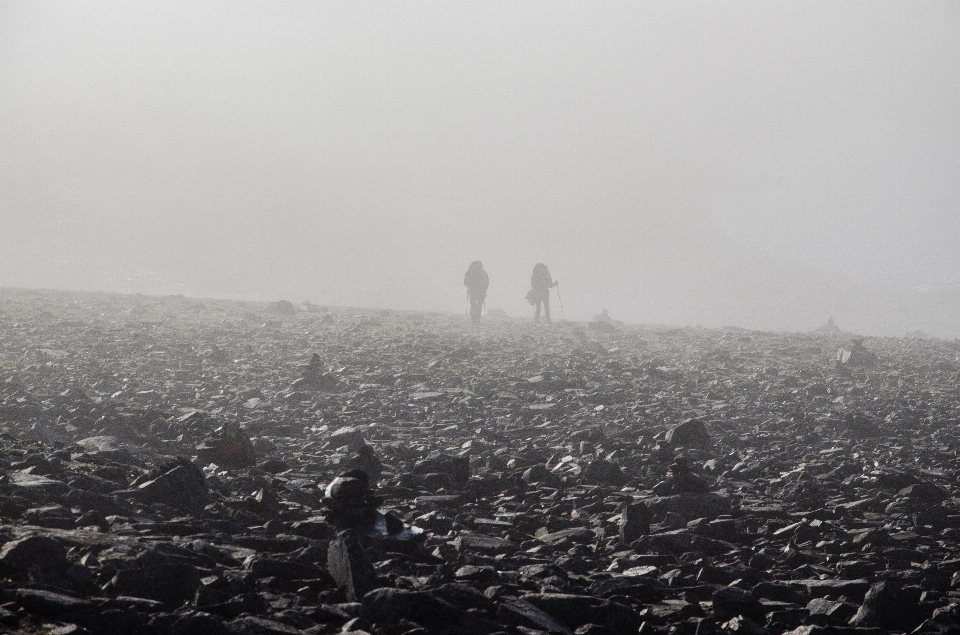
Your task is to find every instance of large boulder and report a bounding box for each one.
[584,459,626,486]
[523,593,641,635]
[106,564,201,609]
[0,536,68,576]
[712,586,766,624]
[361,588,461,630]
[848,581,925,632]
[122,461,211,514]
[664,419,711,449]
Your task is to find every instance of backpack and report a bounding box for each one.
[531,263,551,290]
[464,262,488,293]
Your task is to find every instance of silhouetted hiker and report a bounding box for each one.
[529,263,557,324]
[463,261,489,324]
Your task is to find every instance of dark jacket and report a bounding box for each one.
[464,263,489,297]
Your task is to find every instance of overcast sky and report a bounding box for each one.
[2,1,958,332]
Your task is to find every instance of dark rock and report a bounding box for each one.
[899,481,947,505]
[106,564,202,608]
[295,353,340,392]
[360,588,462,630]
[203,593,268,619]
[524,593,641,635]
[431,583,495,613]
[413,453,470,487]
[15,589,87,615]
[712,586,766,624]
[264,300,297,316]
[538,527,597,546]
[412,510,454,533]
[196,424,256,469]
[323,471,380,529]
[289,517,335,540]
[78,607,147,634]
[620,501,650,543]
[584,459,626,486]
[848,581,925,632]
[590,577,665,604]
[23,504,76,529]
[751,582,804,605]
[454,532,518,555]
[8,472,70,502]
[523,464,556,485]
[328,426,366,449]
[243,556,325,580]
[666,492,730,520]
[226,616,301,634]
[258,458,288,474]
[342,444,382,484]
[664,456,710,493]
[171,611,229,635]
[328,529,377,602]
[805,598,858,626]
[124,461,211,513]
[719,615,768,635]
[790,579,870,600]
[65,488,125,516]
[497,596,574,635]
[639,528,692,553]
[0,535,68,574]
[665,419,711,449]
[109,596,165,613]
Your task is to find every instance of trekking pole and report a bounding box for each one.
[556,283,566,322]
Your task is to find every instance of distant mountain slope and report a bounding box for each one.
[638,217,959,338]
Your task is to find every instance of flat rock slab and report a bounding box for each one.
[8,473,69,499]
[106,563,201,608]
[496,596,574,635]
[788,579,872,600]
[0,535,68,573]
[226,616,301,634]
[15,589,87,615]
[454,533,518,555]
[413,495,462,510]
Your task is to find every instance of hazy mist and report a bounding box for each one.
[2,1,959,335]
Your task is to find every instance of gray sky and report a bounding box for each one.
[2,1,959,333]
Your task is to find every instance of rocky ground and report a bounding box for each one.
[1,287,960,635]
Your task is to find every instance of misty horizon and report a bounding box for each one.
[2,1,958,336]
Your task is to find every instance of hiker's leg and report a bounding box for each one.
[544,295,551,323]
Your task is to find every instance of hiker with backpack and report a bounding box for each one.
[529,263,558,324]
[463,261,489,324]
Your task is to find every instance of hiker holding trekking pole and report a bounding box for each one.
[529,263,557,324]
